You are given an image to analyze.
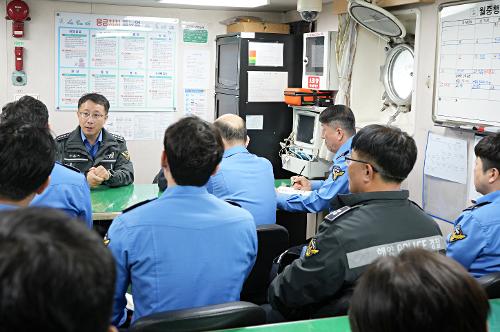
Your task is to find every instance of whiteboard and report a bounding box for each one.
[55,12,178,112]
[434,0,500,127]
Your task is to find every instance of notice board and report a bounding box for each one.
[434,0,500,127]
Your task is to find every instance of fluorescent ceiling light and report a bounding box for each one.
[158,0,269,8]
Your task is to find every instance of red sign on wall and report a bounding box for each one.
[307,76,320,89]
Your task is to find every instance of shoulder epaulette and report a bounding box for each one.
[225,200,242,208]
[122,198,156,213]
[336,150,350,161]
[111,133,125,142]
[55,132,71,141]
[56,162,81,173]
[463,201,491,212]
[324,205,360,223]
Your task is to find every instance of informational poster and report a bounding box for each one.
[424,132,468,184]
[182,43,210,119]
[184,89,209,118]
[182,22,208,44]
[55,12,178,112]
[248,42,283,67]
[247,71,288,102]
[105,112,176,140]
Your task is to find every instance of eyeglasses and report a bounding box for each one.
[78,112,106,120]
[345,154,380,173]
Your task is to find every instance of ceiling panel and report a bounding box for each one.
[47,0,331,12]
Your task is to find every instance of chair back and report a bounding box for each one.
[240,224,289,304]
[478,272,500,299]
[129,301,266,332]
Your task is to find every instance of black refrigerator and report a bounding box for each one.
[215,32,302,179]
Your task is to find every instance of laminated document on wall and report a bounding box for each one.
[247,71,288,102]
[424,133,468,184]
[248,42,283,67]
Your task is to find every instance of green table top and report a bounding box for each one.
[220,299,500,332]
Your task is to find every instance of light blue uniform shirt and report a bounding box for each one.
[81,129,103,159]
[276,137,352,213]
[107,185,257,325]
[31,163,93,228]
[447,190,500,278]
[206,146,276,226]
[0,203,17,211]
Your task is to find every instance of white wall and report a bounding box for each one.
[0,0,283,183]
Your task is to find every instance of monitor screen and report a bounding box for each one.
[296,113,316,145]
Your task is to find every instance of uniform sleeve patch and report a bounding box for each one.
[305,238,319,257]
[449,225,467,243]
[121,151,130,161]
[332,165,345,181]
[103,234,110,247]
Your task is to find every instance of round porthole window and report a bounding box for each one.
[383,44,414,106]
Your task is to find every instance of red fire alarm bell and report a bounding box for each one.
[6,0,30,38]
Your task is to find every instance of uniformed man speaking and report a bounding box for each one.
[56,93,134,188]
[268,125,444,320]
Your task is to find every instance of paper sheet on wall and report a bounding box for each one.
[424,132,468,184]
[55,12,178,112]
[246,115,264,130]
[247,71,288,102]
[184,89,209,119]
[248,42,283,67]
[105,112,176,140]
[467,135,483,202]
[183,48,210,89]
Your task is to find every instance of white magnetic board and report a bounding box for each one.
[434,0,500,127]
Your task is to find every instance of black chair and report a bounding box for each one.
[240,224,289,304]
[129,301,266,332]
[478,272,500,299]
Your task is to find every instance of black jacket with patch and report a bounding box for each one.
[55,127,134,187]
[268,190,443,320]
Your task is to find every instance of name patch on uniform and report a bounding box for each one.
[346,235,445,269]
[325,206,354,223]
[332,166,345,181]
[305,238,319,257]
[122,151,130,161]
[449,225,467,243]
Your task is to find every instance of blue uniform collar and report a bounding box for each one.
[80,128,103,145]
[0,203,18,210]
[161,185,209,199]
[475,190,500,205]
[223,145,248,158]
[334,136,353,161]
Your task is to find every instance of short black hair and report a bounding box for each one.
[319,105,356,136]
[0,208,115,332]
[1,96,49,127]
[0,122,55,201]
[163,116,223,186]
[351,124,417,183]
[78,93,110,114]
[213,118,247,143]
[475,133,500,172]
[349,248,489,332]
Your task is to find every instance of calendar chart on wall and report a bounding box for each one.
[55,12,178,112]
[434,0,500,127]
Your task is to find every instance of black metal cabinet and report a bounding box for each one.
[215,32,302,179]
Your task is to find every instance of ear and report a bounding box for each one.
[212,163,220,176]
[489,168,499,183]
[246,135,250,147]
[161,150,168,170]
[108,326,118,332]
[364,164,376,182]
[35,176,50,195]
[336,127,344,141]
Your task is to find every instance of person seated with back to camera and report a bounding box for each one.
[447,133,500,278]
[55,93,134,188]
[0,208,117,332]
[107,116,257,326]
[349,248,489,332]
[276,105,356,213]
[267,125,443,321]
[0,96,92,228]
[0,121,54,210]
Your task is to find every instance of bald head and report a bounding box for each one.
[213,114,247,146]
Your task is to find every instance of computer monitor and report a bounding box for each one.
[292,107,324,154]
